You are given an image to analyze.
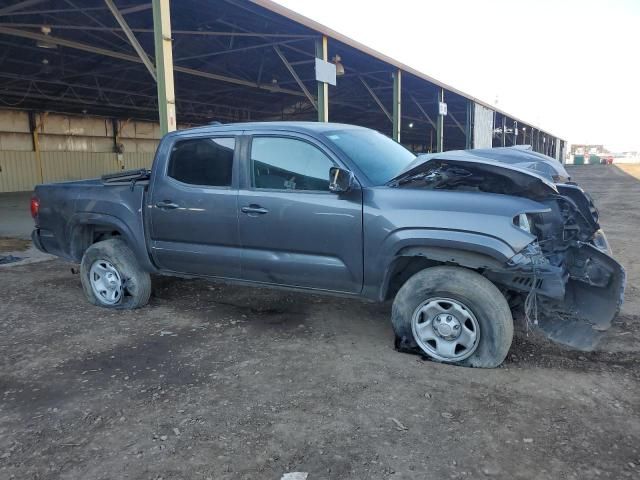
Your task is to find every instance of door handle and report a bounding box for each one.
[241,205,268,215]
[155,200,180,210]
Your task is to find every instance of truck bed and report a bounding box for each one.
[33,178,149,265]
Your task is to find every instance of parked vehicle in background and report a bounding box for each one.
[31,122,625,368]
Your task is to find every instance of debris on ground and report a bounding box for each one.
[390,417,408,431]
[281,473,309,480]
[0,254,22,265]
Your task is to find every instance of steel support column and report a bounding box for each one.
[513,120,518,146]
[501,116,507,147]
[152,0,176,134]
[465,100,472,149]
[531,129,536,151]
[546,136,550,156]
[28,111,43,183]
[315,35,328,122]
[436,88,444,152]
[392,69,401,142]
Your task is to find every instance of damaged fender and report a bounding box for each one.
[388,154,626,351]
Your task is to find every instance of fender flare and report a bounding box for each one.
[375,228,516,301]
[67,212,157,272]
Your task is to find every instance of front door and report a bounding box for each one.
[148,134,241,278]
[238,134,363,293]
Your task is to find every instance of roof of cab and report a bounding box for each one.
[168,121,369,137]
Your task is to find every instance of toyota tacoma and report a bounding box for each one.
[31,122,625,367]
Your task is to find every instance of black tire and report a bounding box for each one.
[392,266,513,368]
[80,238,151,309]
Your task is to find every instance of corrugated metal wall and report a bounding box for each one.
[0,151,156,192]
[473,103,494,149]
[123,152,156,170]
[0,151,40,192]
[0,109,161,192]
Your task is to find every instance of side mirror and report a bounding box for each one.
[329,167,354,193]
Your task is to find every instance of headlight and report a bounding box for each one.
[592,229,612,255]
[514,213,532,233]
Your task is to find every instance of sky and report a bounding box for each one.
[273,0,640,151]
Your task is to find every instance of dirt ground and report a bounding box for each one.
[0,165,638,480]
[0,238,30,252]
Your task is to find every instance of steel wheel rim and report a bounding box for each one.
[411,297,480,362]
[89,259,123,305]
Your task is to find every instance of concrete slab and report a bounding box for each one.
[0,191,34,239]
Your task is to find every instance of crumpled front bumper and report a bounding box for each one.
[536,243,626,350]
[487,241,626,351]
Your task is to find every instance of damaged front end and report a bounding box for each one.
[488,241,625,350]
[390,155,626,351]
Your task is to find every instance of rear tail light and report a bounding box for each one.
[30,196,40,219]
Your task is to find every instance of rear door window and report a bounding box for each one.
[167,137,235,187]
[250,137,334,191]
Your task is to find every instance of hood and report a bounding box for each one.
[464,146,571,182]
[388,151,559,200]
[407,146,570,183]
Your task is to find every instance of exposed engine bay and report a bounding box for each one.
[389,157,626,350]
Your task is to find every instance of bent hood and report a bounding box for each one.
[389,151,559,200]
[458,146,571,183]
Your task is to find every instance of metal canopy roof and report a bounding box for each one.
[0,0,564,149]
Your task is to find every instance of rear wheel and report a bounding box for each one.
[392,266,513,368]
[80,238,151,309]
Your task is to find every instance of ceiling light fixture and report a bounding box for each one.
[332,54,345,76]
[36,25,57,49]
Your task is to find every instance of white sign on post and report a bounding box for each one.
[439,102,448,116]
[315,58,337,86]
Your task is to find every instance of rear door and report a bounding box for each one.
[148,132,241,278]
[238,132,363,293]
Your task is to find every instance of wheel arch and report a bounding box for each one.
[67,213,156,271]
[380,244,511,301]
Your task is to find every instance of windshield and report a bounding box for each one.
[324,129,416,185]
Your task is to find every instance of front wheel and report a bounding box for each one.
[392,266,513,368]
[80,238,151,309]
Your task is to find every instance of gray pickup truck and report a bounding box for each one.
[31,122,625,368]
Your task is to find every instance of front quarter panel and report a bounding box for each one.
[362,187,548,299]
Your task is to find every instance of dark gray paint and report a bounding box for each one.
[31,122,625,350]
[147,130,243,278]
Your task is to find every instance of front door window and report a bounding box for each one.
[250,137,334,192]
